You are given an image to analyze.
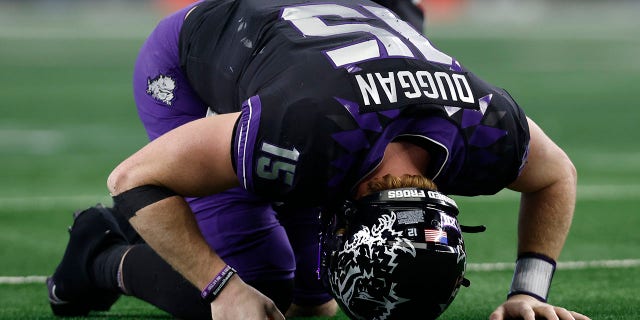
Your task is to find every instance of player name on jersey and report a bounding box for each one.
[353,69,478,112]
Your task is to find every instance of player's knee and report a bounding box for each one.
[247,278,295,313]
[285,299,339,318]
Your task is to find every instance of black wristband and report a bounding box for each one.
[112,185,178,220]
[201,265,237,303]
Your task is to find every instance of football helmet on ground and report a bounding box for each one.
[320,188,469,320]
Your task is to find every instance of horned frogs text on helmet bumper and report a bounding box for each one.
[320,188,470,320]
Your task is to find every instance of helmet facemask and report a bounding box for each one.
[320,188,469,320]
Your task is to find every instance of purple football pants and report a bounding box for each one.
[131,3,330,306]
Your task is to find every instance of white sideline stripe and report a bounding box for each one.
[1,183,638,209]
[0,276,47,284]
[2,29,637,42]
[468,259,640,272]
[0,30,150,40]
[2,259,639,285]
[0,195,113,208]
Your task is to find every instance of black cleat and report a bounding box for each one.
[47,204,126,317]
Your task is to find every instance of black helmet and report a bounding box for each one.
[320,187,468,320]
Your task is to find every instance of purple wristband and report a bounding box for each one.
[201,265,237,303]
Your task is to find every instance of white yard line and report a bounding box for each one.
[0,276,47,284]
[0,183,639,209]
[0,195,113,209]
[468,259,640,272]
[2,259,639,284]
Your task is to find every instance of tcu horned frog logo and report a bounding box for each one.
[328,211,416,320]
[146,74,176,106]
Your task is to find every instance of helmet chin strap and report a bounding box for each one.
[460,224,487,233]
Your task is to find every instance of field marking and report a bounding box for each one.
[0,29,150,40]
[2,26,637,42]
[0,195,113,210]
[0,276,47,284]
[2,259,639,284]
[459,184,640,202]
[468,259,640,272]
[0,183,639,210]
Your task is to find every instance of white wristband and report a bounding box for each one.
[508,254,556,302]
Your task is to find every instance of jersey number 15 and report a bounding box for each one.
[281,4,456,68]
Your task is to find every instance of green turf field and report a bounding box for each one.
[1,2,639,319]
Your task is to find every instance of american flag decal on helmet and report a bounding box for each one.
[424,229,448,244]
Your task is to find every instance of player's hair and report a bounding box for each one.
[365,174,438,195]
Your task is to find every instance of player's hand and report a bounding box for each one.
[210,275,285,320]
[489,294,591,320]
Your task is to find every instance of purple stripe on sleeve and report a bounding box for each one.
[236,95,262,191]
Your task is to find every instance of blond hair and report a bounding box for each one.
[364,174,438,196]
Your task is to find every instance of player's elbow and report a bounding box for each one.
[558,150,578,188]
[567,158,578,186]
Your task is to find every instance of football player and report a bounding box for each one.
[48,1,427,319]
[48,1,590,319]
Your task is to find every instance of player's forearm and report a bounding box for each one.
[129,196,226,290]
[516,164,577,260]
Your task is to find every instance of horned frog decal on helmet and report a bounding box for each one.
[327,211,415,320]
